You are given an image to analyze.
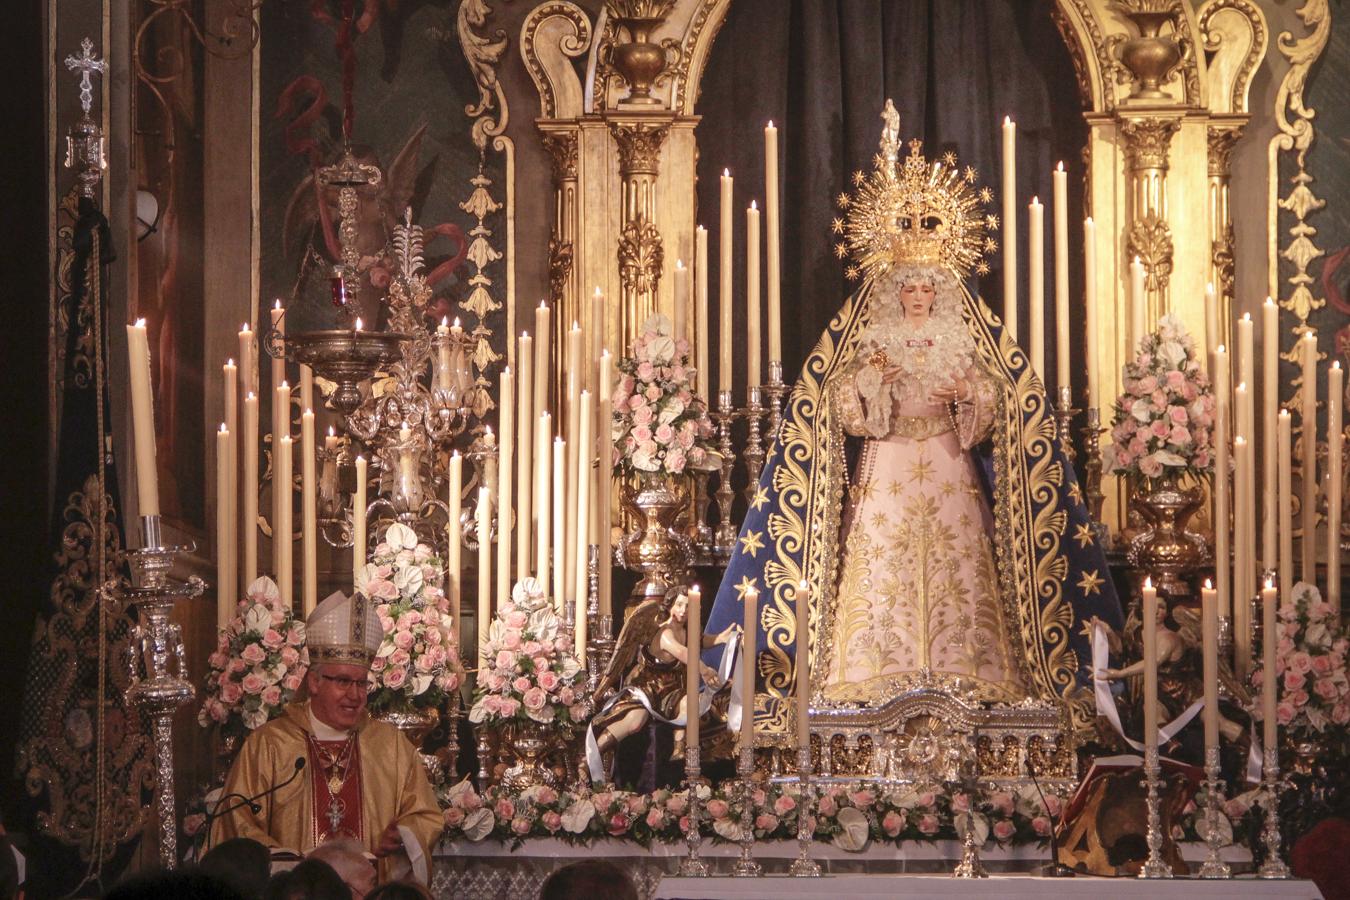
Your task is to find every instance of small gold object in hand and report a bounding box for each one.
[868,348,890,371]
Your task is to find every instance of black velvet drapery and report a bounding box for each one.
[694,0,1088,389]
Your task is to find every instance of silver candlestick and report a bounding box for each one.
[732,740,762,877]
[764,360,788,443]
[679,747,711,877]
[1055,385,1079,465]
[743,386,766,505]
[713,391,737,562]
[952,807,989,878]
[1139,744,1174,878]
[788,744,821,876]
[117,515,204,870]
[1198,746,1232,878]
[1258,746,1291,878]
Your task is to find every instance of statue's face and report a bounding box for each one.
[307,662,371,731]
[670,594,689,625]
[900,281,936,319]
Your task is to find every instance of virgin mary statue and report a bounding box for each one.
[705,102,1122,742]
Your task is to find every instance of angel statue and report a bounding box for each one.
[583,586,737,784]
[704,100,1123,744]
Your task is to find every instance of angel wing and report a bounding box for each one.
[1171,606,1252,705]
[596,597,668,700]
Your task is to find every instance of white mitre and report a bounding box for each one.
[306,590,381,667]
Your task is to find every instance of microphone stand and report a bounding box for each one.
[202,758,307,852]
[1029,761,1074,877]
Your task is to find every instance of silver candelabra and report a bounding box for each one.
[1139,744,1173,878]
[788,744,821,876]
[732,738,762,876]
[1198,746,1232,878]
[1258,746,1291,878]
[679,747,711,876]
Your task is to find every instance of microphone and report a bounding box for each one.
[1028,760,1075,878]
[204,757,308,850]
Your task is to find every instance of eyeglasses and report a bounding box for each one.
[317,673,369,693]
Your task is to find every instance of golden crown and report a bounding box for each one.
[833,100,998,282]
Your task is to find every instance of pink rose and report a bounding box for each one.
[522,641,544,657]
[262,629,284,650]
[1032,816,1052,836]
[558,687,576,706]
[506,611,527,629]
[384,667,408,689]
[882,810,904,837]
[444,807,465,828]
[990,792,1014,816]
[283,674,303,692]
[495,798,516,819]
[706,799,730,819]
[666,796,688,817]
[511,817,531,836]
[367,579,399,601]
[394,630,415,651]
[636,361,655,381]
[241,644,266,665]
[1333,703,1350,725]
[655,423,675,444]
[228,659,247,675]
[1168,404,1189,425]
[1315,678,1339,700]
[1168,426,1191,445]
[993,820,1016,842]
[220,681,242,704]
[1289,652,1313,675]
[1165,370,1186,390]
[241,673,266,695]
[773,794,796,816]
[665,448,687,474]
[496,650,518,671]
[280,646,300,667]
[261,685,282,707]
[522,687,547,711]
[850,790,876,808]
[951,793,970,813]
[461,791,484,811]
[817,795,838,817]
[513,676,532,693]
[646,808,665,829]
[538,671,560,692]
[1285,670,1306,692]
[542,811,563,833]
[1276,701,1297,725]
[208,652,229,669]
[1150,419,1170,439]
[678,815,691,834]
[608,813,631,836]
[645,385,661,402]
[1139,454,1164,478]
[1043,794,1063,817]
[918,814,940,835]
[389,649,410,668]
[917,790,937,808]
[754,813,779,833]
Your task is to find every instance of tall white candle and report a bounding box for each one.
[720,170,734,395]
[477,486,491,665]
[1002,117,1018,341]
[1301,330,1318,583]
[765,122,782,365]
[352,455,367,590]
[1143,576,1159,751]
[1204,283,1218,372]
[273,382,291,595]
[536,412,552,587]
[222,360,238,611]
[686,585,702,755]
[696,226,710,400]
[795,580,811,751]
[552,436,566,613]
[1129,256,1146,357]
[300,364,314,418]
[1262,578,1279,753]
[746,201,762,390]
[1279,408,1294,595]
[238,323,255,397]
[276,434,293,610]
[1233,433,1252,677]
[565,323,583,604]
[216,425,234,629]
[447,452,462,637]
[126,320,160,517]
[1053,164,1070,391]
[673,260,688,340]
[535,301,552,417]
[1262,299,1278,570]
[498,367,514,609]
[1329,362,1343,616]
[1214,346,1231,620]
[517,333,535,579]
[243,392,259,583]
[597,352,614,620]
[301,408,317,615]
[1084,217,1099,409]
[1202,579,1219,753]
[270,302,286,449]
[573,390,593,658]
[1028,196,1045,382]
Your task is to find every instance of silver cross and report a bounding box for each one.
[326,796,346,835]
[65,38,106,117]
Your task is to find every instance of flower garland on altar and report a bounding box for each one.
[1105,313,1216,480]
[1250,582,1350,736]
[363,523,463,714]
[612,314,718,476]
[198,576,309,737]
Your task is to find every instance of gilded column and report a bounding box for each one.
[1120,115,1182,327]
[610,119,670,349]
[542,128,580,373]
[1206,124,1242,349]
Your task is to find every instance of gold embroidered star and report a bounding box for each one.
[734,575,759,601]
[908,457,935,487]
[739,530,765,557]
[1067,481,1083,505]
[750,486,770,511]
[887,479,906,497]
[1077,569,1105,596]
[1073,522,1096,548]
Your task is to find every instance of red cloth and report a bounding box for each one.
[307,736,364,846]
[1291,817,1350,900]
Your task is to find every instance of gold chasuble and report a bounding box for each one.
[211,700,443,880]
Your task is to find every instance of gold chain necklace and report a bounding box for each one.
[308,731,357,796]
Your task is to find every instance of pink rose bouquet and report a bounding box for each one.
[468,578,585,727]
[1104,314,1216,481]
[1251,581,1349,739]
[198,576,309,738]
[364,523,464,714]
[612,314,719,477]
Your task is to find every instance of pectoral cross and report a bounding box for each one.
[65,38,106,117]
[326,797,346,835]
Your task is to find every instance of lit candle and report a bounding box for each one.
[352,455,367,590]
[746,200,761,390]
[216,424,233,629]
[1201,579,1219,754]
[1279,408,1293,596]
[301,408,317,615]
[720,169,734,395]
[243,392,259,583]
[696,225,710,400]
[597,351,614,620]
[765,121,782,364]
[536,412,552,588]
[1260,301,1278,570]
[1142,576,1159,751]
[1233,433,1252,677]
[270,301,286,446]
[447,451,462,636]
[1329,362,1343,616]
[498,367,514,609]
[1262,578,1279,753]
[517,333,535,580]
[573,390,592,659]
[1028,196,1045,382]
[742,585,758,752]
[1129,256,1146,356]
[535,301,552,417]
[552,436,566,613]
[1214,346,1231,620]
[673,260,688,341]
[1002,117,1018,341]
[795,580,811,751]
[276,434,293,611]
[565,322,583,603]
[126,320,160,517]
[238,322,255,396]
[1053,164,1070,392]
[477,485,491,665]
[590,287,605,395]
[1204,283,1218,372]
[686,585,702,755]
[222,359,238,609]
[1084,217,1099,409]
[1301,330,1318,583]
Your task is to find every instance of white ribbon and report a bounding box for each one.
[1092,621,1204,750]
[585,640,737,783]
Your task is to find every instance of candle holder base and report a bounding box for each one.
[952,816,989,879]
[732,749,762,877]
[788,745,821,877]
[679,749,711,877]
[1139,746,1174,879]
[1258,749,1291,879]
[1198,747,1232,879]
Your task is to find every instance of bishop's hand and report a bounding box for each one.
[375,821,404,857]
